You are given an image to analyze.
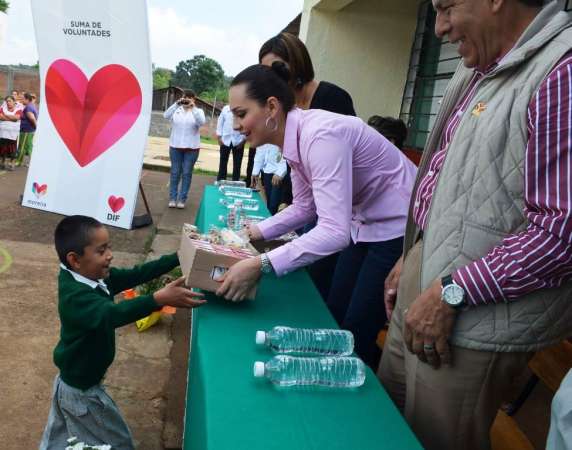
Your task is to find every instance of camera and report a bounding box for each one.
[179,98,191,106]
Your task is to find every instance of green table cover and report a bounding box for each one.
[183,185,422,450]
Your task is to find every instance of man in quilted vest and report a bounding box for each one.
[378,1,572,449]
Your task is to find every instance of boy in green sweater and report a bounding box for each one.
[40,215,205,450]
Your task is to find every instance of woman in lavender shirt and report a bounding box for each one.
[217,63,417,368]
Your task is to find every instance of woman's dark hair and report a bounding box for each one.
[231,62,296,113]
[368,116,408,150]
[259,33,315,90]
[183,89,196,99]
[23,92,34,102]
[4,95,14,102]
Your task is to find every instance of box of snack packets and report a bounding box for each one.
[178,224,259,299]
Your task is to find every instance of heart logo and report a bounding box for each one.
[45,59,142,168]
[32,182,48,198]
[108,195,125,213]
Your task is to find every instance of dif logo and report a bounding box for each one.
[107,195,125,222]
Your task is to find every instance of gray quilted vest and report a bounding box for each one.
[403,3,572,352]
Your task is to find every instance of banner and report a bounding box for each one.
[23,0,152,229]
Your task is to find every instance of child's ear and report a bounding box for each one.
[66,252,81,272]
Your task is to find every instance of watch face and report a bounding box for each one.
[443,284,465,306]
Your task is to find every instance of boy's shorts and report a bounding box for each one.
[39,375,134,450]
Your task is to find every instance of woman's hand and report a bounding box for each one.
[272,175,283,186]
[246,224,264,241]
[215,257,262,302]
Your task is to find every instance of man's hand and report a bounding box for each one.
[403,278,457,369]
[251,175,260,189]
[384,255,403,321]
[153,277,206,308]
[272,175,283,186]
[215,257,262,302]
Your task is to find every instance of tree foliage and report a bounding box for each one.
[0,1,9,13]
[172,55,225,95]
[152,66,173,90]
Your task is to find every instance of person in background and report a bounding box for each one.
[367,116,407,150]
[259,32,356,303]
[251,144,287,215]
[0,95,23,171]
[216,104,246,181]
[164,90,206,209]
[216,63,416,370]
[16,92,38,167]
[244,146,257,187]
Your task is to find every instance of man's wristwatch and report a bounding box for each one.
[260,253,274,274]
[441,275,466,310]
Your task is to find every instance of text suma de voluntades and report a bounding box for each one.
[63,21,111,38]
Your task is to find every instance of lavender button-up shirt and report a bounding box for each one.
[257,108,417,276]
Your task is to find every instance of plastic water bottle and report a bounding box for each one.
[215,180,246,187]
[226,204,245,231]
[219,185,253,198]
[253,355,366,387]
[237,198,260,211]
[256,326,354,356]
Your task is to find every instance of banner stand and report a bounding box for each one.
[132,182,153,228]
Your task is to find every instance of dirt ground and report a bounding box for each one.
[0,166,213,449]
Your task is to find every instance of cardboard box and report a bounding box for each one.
[178,229,259,299]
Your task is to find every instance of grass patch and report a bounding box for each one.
[193,167,218,177]
[200,136,219,146]
[138,267,183,296]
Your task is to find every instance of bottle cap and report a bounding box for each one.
[253,362,265,377]
[255,331,266,345]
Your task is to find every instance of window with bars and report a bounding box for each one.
[400,0,572,152]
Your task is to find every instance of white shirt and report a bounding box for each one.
[60,263,110,295]
[252,144,287,177]
[216,105,245,146]
[164,103,206,149]
[0,104,22,141]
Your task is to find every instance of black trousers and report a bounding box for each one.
[326,236,404,370]
[217,142,244,181]
[245,147,256,187]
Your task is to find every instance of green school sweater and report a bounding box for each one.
[53,253,179,390]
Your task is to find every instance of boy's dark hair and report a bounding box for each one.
[368,115,408,150]
[55,215,103,268]
[231,63,296,113]
[259,32,315,90]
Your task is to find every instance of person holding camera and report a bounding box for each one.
[164,90,206,209]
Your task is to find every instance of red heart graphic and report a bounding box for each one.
[33,183,48,195]
[45,59,142,167]
[108,196,125,213]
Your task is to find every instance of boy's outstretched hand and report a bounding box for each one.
[153,277,206,309]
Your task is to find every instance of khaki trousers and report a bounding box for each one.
[377,241,532,450]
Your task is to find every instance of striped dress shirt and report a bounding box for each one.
[413,52,572,305]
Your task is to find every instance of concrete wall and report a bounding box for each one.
[300,0,420,120]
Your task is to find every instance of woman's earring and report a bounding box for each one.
[265,116,278,132]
